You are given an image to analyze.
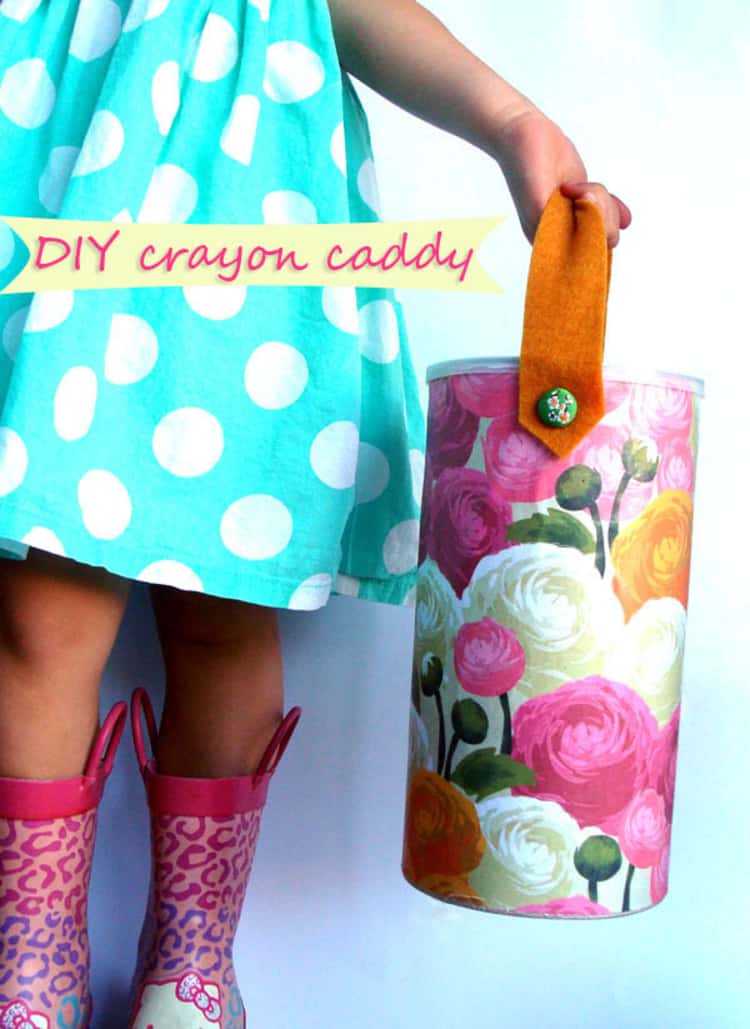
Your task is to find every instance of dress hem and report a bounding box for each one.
[0,498,417,611]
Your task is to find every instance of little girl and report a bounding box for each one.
[0,0,630,1026]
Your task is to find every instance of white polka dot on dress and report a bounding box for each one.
[54,366,98,441]
[152,407,224,478]
[72,110,125,177]
[69,0,122,63]
[137,164,198,223]
[21,526,66,555]
[0,58,56,129]
[263,41,325,103]
[182,285,247,320]
[244,341,309,410]
[310,421,359,490]
[105,313,159,384]
[187,14,238,83]
[247,0,270,23]
[122,0,170,34]
[0,0,44,23]
[151,61,180,137]
[288,573,332,610]
[220,494,293,560]
[0,427,28,497]
[409,449,426,507]
[219,94,260,166]
[262,190,318,224]
[25,291,74,333]
[382,519,419,575]
[321,286,359,335]
[136,559,204,591]
[358,300,400,363]
[1,306,29,362]
[356,157,381,215]
[330,122,347,176]
[78,469,132,539]
[354,442,390,505]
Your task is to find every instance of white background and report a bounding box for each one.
[92,2,747,1026]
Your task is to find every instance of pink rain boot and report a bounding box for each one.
[126,685,302,1029]
[0,699,128,1029]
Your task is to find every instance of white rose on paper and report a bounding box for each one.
[463,543,624,698]
[605,596,686,726]
[413,557,462,672]
[468,795,580,909]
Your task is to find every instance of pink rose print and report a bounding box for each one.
[649,705,680,821]
[452,371,517,417]
[454,618,525,754]
[176,971,222,1022]
[454,371,630,421]
[427,467,513,599]
[656,436,695,493]
[650,841,671,904]
[514,895,611,917]
[482,413,562,503]
[0,1000,47,1029]
[620,788,670,868]
[449,372,655,509]
[418,450,434,566]
[627,384,693,446]
[511,676,659,834]
[454,618,525,698]
[427,376,480,477]
[603,379,631,413]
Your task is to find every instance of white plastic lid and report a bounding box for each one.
[425,356,705,397]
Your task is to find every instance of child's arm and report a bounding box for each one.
[327,0,631,246]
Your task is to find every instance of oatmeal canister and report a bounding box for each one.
[400,189,705,918]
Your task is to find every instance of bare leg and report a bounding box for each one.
[147,584,284,778]
[0,548,132,778]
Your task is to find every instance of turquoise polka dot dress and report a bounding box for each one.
[0,0,427,610]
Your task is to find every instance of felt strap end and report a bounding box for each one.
[518,187,612,458]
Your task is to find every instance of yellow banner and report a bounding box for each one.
[0,215,505,294]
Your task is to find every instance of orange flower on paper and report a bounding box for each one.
[611,489,693,621]
[402,769,486,883]
[416,873,487,909]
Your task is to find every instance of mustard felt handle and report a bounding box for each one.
[518,187,612,458]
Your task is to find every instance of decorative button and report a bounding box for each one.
[536,387,578,427]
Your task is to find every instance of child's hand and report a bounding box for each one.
[491,107,632,248]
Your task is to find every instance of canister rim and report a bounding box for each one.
[424,357,705,396]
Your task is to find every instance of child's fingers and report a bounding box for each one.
[559,180,628,248]
[610,193,633,229]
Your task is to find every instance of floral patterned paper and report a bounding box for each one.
[401,369,701,918]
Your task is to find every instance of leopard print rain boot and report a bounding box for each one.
[0,698,129,1029]
[126,685,302,1029]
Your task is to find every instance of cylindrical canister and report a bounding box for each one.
[401,357,704,919]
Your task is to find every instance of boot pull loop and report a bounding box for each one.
[131,686,159,778]
[85,700,129,779]
[254,706,302,779]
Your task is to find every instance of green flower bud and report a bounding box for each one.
[574,835,623,883]
[555,465,603,511]
[420,653,443,696]
[622,437,660,482]
[451,698,489,744]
